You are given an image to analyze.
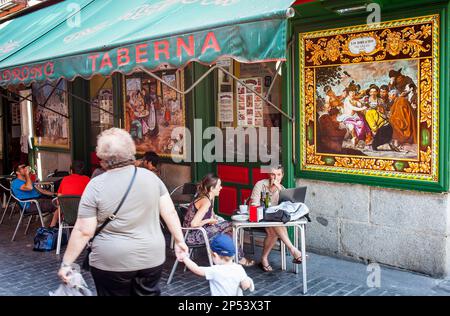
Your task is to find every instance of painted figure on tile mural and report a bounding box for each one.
[388,89,417,147]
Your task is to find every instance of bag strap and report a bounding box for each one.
[89,166,138,243]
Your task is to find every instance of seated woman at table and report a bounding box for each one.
[183,174,255,267]
[250,165,304,272]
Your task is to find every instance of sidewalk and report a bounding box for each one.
[0,218,449,296]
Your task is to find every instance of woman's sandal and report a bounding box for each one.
[239,258,255,267]
[292,254,308,264]
[258,262,273,272]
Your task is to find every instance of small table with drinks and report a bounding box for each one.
[231,201,309,294]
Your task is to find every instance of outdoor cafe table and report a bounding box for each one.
[232,218,308,294]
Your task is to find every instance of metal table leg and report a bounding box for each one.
[293,225,299,274]
[233,226,239,263]
[300,224,307,294]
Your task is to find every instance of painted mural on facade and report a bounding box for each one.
[124,70,185,158]
[32,80,70,149]
[299,15,439,182]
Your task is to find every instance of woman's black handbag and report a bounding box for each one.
[82,166,137,271]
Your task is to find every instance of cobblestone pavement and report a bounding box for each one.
[1,216,449,296]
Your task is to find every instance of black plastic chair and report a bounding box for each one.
[53,195,81,255]
[170,183,197,206]
[0,181,13,225]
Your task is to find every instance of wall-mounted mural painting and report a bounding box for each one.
[299,15,439,183]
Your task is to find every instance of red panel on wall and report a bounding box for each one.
[219,186,237,216]
[240,189,252,205]
[217,164,249,185]
[252,168,268,185]
[293,0,315,5]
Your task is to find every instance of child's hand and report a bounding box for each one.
[240,277,255,292]
[175,242,189,262]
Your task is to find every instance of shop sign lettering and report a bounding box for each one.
[348,36,377,54]
[0,62,54,83]
[88,32,221,72]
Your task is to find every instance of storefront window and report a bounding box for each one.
[217,59,282,162]
[124,69,186,159]
[89,75,114,147]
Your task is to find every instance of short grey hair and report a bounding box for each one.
[389,89,399,96]
[96,128,136,167]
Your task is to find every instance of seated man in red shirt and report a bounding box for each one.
[49,161,90,228]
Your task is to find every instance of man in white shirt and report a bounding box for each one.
[250,166,304,272]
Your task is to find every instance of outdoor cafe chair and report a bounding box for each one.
[169,182,197,206]
[166,204,214,285]
[0,182,13,225]
[166,182,197,245]
[53,195,81,255]
[9,191,52,241]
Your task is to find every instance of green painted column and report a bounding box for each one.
[70,78,91,175]
[189,63,216,183]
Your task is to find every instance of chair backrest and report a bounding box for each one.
[0,183,11,192]
[58,195,81,226]
[279,186,307,204]
[47,170,70,178]
[182,183,197,195]
[177,204,190,225]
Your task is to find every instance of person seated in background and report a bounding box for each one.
[11,164,56,215]
[250,165,304,272]
[49,161,90,228]
[137,151,160,176]
[91,160,107,179]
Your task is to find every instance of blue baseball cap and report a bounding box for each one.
[210,234,236,257]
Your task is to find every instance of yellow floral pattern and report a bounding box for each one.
[304,68,315,123]
[420,59,433,128]
[306,143,325,165]
[304,22,432,66]
[334,157,395,171]
[404,147,432,174]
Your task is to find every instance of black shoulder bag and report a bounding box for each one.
[82,166,138,271]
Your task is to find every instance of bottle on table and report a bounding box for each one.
[260,191,266,208]
[264,192,271,209]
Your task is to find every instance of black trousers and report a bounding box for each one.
[372,124,393,150]
[90,265,163,296]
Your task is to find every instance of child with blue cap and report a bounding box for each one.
[180,234,255,296]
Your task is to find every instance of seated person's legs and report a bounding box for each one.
[49,207,60,228]
[259,228,278,271]
[25,198,57,215]
[273,226,302,261]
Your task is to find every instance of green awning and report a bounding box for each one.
[0,0,295,88]
[0,0,94,62]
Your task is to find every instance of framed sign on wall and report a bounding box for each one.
[298,14,442,190]
[32,80,70,150]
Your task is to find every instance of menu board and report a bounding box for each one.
[11,102,20,125]
[218,92,234,122]
[236,77,263,127]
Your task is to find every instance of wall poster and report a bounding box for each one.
[237,77,264,127]
[124,70,185,158]
[32,80,70,149]
[299,15,439,183]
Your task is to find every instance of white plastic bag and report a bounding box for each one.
[49,264,93,296]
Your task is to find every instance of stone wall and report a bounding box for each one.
[297,178,450,277]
